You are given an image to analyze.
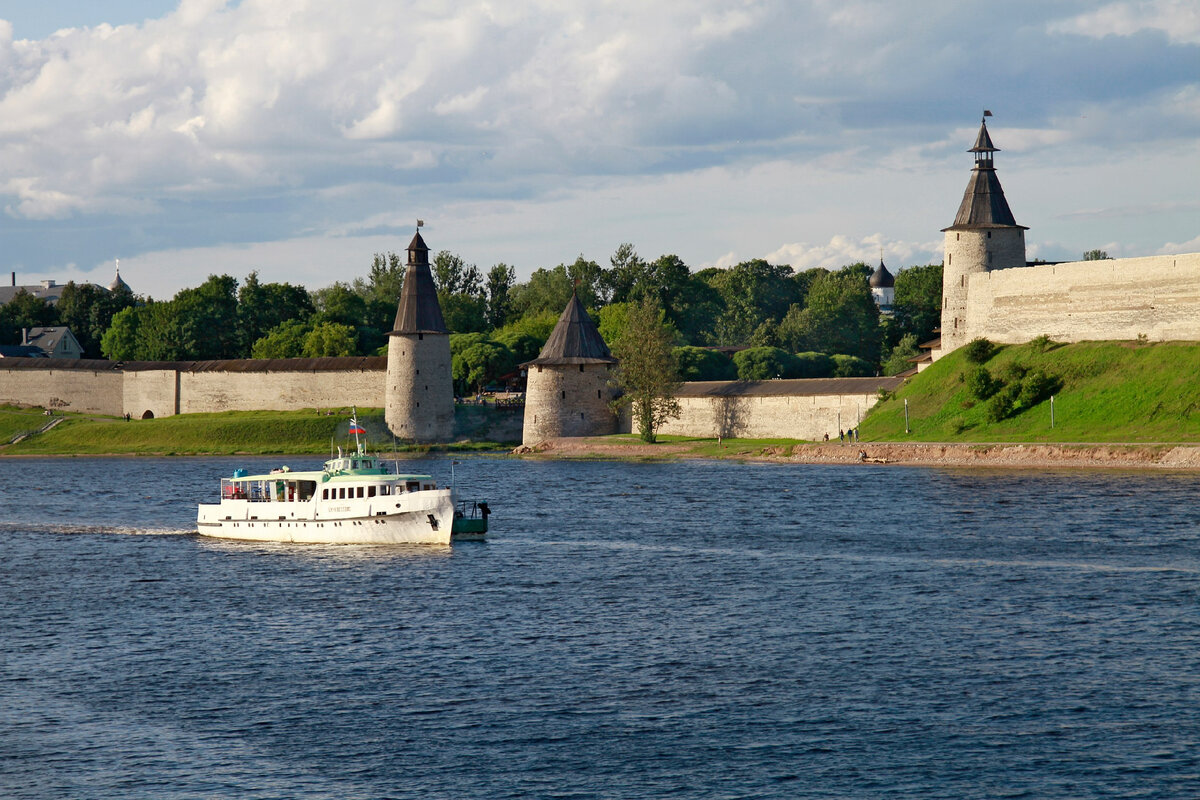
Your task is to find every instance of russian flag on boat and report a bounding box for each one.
[349,424,366,435]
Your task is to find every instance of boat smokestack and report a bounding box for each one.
[10,271,14,287]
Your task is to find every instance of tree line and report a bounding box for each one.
[0,244,943,384]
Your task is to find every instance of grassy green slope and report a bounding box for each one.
[4,407,510,456]
[861,341,1200,443]
[4,409,354,455]
[0,405,59,443]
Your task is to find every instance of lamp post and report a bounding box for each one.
[904,398,910,434]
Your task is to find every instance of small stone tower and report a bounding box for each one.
[521,292,618,445]
[385,230,454,442]
[940,114,1028,355]
[868,257,895,315]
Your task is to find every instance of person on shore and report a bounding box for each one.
[839,429,844,443]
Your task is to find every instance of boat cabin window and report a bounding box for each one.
[380,485,392,496]
[322,488,329,500]
[407,481,420,492]
[338,487,346,499]
[357,487,364,498]
[368,486,376,498]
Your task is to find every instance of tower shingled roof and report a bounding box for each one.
[391,231,448,335]
[943,119,1027,232]
[524,292,616,365]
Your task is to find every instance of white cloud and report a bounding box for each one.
[1159,234,1200,255]
[1049,0,1200,45]
[767,235,942,272]
[0,0,1197,295]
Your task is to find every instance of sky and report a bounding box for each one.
[1,0,1197,300]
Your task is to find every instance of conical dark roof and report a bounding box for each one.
[943,121,1026,232]
[391,231,448,334]
[524,293,615,365]
[868,259,894,288]
[969,121,998,153]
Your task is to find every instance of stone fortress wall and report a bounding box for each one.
[0,358,386,419]
[963,252,1200,346]
[644,378,905,441]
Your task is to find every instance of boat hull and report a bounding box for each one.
[197,489,454,545]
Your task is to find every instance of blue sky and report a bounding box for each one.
[1,0,1197,299]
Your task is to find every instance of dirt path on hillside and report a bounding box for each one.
[514,438,1200,470]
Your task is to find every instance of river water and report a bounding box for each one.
[1,455,1198,799]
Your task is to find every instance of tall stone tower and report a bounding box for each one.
[385,230,454,442]
[521,292,618,445]
[939,115,1028,355]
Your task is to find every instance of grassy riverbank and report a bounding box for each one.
[0,407,505,456]
[860,340,1200,443]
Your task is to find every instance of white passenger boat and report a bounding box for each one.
[197,422,457,544]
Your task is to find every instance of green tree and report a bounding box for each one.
[302,322,357,357]
[492,329,542,364]
[453,340,516,394]
[134,301,187,361]
[0,289,55,343]
[54,282,109,357]
[596,303,630,348]
[485,263,515,329]
[433,250,487,333]
[704,259,798,345]
[174,274,240,359]
[238,272,314,356]
[601,242,647,304]
[891,262,942,345]
[1083,249,1111,261]
[611,296,681,443]
[250,319,311,358]
[779,269,881,362]
[792,351,835,378]
[509,266,574,318]
[732,346,795,380]
[492,311,559,350]
[831,354,874,377]
[675,346,736,381]
[881,333,920,376]
[99,306,140,360]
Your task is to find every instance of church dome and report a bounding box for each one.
[109,264,130,293]
[868,259,895,289]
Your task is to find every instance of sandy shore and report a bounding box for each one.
[514,438,1200,470]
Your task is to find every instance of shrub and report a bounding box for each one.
[831,354,874,378]
[999,361,1028,383]
[1030,334,1056,352]
[986,383,1020,422]
[675,346,737,381]
[1016,370,1061,409]
[963,337,996,364]
[966,366,999,400]
[733,347,795,380]
[792,351,835,378]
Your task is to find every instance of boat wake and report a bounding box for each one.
[0,520,196,537]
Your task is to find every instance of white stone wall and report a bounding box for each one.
[0,366,123,414]
[644,392,881,441]
[523,362,618,444]
[385,333,454,442]
[177,368,384,415]
[966,252,1200,345]
[123,370,179,419]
